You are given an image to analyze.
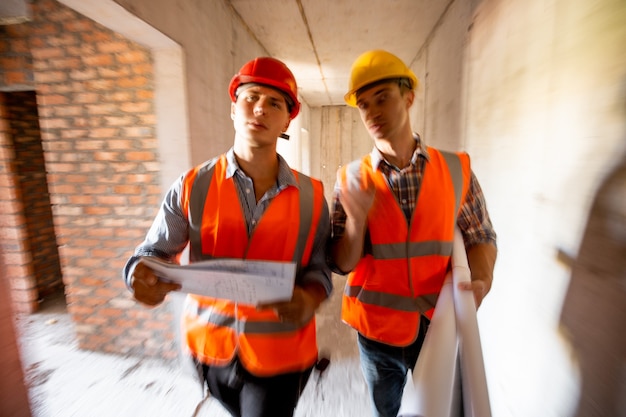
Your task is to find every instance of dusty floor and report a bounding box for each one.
[16,277,372,417]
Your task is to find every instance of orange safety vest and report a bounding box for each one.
[180,155,325,376]
[341,148,471,346]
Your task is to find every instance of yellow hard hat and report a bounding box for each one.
[344,50,418,107]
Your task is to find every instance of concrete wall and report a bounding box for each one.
[464,0,626,415]
[311,106,370,202]
[308,0,626,415]
[411,0,473,151]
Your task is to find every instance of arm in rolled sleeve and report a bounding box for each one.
[457,172,498,307]
[122,175,190,293]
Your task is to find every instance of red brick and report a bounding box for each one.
[80,185,109,194]
[31,47,64,60]
[132,63,153,75]
[33,70,67,83]
[82,54,114,67]
[94,287,120,298]
[99,307,124,317]
[93,151,119,161]
[85,228,116,239]
[122,127,153,137]
[105,139,133,150]
[40,94,69,105]
[119,102,151,113]
[47,33,80,47]
[125,151,156,161]
[74,140,104,150]
[112,184,142,195]
[96,195,126,205]
[67,195,94,204]
[88,128,118,138]
[10,40,30,56]
[135,90,154,100]
[0,56,28,70]
[117,76,149,88]
[80,31,112,44]
[116,51,149,64]
[98,67,131,78]
[9,277,35,291]
[4,23,30,37]
[73,93,99,104]
[60,129,89,139]
[97,41,129,54]
[103,115,135,126]
[91,248,117,258]
[83,206,112,215]
[69,68,97,81]
[63,20,94,32]
[4,71,28,84]
[9,289,38,308]
[2,251,30,266]
[49,57,81,70]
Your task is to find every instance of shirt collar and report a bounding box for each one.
[369,133,430,170]
[224,147,298,189]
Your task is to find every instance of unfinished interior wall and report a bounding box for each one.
[410,0,473,151]
[0,93,38,313]
[4,91,62,301]
[308,1,625,415]
[0,0,308,362]
[310,106,370,202]
[463,0,626,415]
[0,0,181,357]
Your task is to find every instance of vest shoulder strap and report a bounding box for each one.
[431,148,466,220]
[188,157,221,261]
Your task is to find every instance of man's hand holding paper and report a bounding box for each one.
[130,261,182,307]
[137,257,297,306]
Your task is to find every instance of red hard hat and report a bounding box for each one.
[229,57,301,119]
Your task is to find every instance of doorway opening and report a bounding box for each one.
[1,90,65,311]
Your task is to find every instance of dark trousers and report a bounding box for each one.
[358,315,431,417]
[202,358,313,417]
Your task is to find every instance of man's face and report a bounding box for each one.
[355,81,413,140]
[231,84,291,147]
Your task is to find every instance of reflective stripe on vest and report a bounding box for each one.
[185,298,302,334]
[341,148,471,346]
[344,285,439,312]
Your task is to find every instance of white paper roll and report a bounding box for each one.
[451,227,492,417]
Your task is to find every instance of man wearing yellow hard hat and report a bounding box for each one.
[330,49,498,417]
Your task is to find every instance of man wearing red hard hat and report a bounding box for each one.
[123,57,332,417]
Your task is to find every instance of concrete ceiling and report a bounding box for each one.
[228,0,451,107]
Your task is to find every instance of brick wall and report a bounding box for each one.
[0,0,177,359]
[0,93,38,313]
[2,91,63,301]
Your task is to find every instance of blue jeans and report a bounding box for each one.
[357,315,430,417]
